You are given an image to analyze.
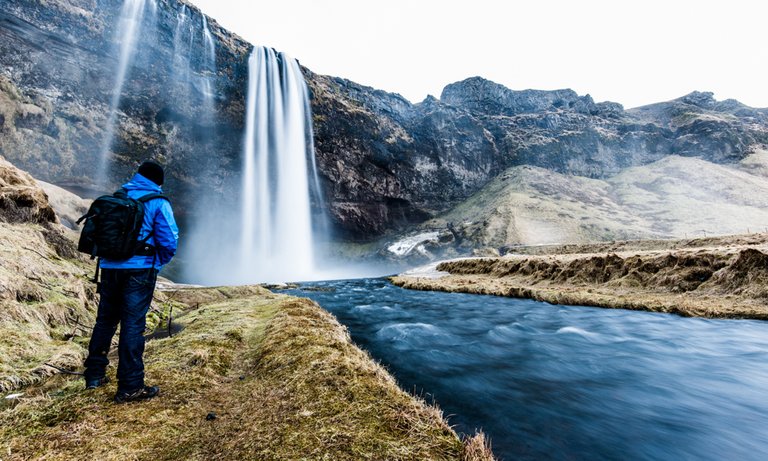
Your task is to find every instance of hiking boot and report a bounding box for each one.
[85,376,110,390]
[114,385,159,404]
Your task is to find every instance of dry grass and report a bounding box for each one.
[0,155,101,392]
[0,157,58,226]
[392,235,768,320]
[0,222,97,392]
[424,155,768,249]
[461,432,496,461]
[1,286,494,460]
[0,158,496,459]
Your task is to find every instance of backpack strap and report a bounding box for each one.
[76,211,95,225]
[134,192,170,257]
[92,257,101,289]
[111,189,169,204]
[138,192,170,204]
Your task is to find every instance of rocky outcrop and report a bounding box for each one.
[1,0,767,243]
[308,73,499,237]
[441,77,604,116]
[36,180,90,229]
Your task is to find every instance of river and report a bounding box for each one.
[285,278,768,460]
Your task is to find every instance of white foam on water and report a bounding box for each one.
[387,232,441,257]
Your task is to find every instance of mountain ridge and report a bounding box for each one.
[311,73,767,239]
[1,0,767,243]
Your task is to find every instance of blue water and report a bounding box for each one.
[285,278,768,461]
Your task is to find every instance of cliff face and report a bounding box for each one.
[0,0,249,213]
[312,76,768,239]
[308,73,500,238]
[1,0,767,242]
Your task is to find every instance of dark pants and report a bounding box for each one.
[84,268,158,393]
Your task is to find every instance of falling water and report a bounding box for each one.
[239,47,321,283]
[97,0,154,185]
[200,16,216,122]
[169,8,216,125]
[171,5,191,87]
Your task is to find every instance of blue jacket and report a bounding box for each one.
[100,173,179,270]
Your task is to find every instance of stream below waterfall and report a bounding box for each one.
[284,278,768,461]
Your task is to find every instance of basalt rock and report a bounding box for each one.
[310,76,767,240]
[308,73,499,238]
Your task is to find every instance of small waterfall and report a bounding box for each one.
[171,5,192,87]
[169,7,216,125]
[239,47,322,283]
[97,0,155,185]
[200,16,216,125]
[202,16,216,79]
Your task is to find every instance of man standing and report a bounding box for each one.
[83,161,179,403]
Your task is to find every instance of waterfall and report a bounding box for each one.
[169,8,216,127]
[181,45,326,286]
[172,5,191,87]
[96,0,154,185]
[200,16,216,124]
[202,17,216,78]
[239,47,322,283]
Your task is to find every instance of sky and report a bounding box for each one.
[190,0,768,109]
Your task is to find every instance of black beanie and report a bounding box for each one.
[138,161,164,186]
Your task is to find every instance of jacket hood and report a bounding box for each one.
[122,173,163,193]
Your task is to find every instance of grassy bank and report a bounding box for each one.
[1,157,495,459]
[1,155,99,392]
[392,234,768,320]
[1,285,493,460]
[0,224,97,393]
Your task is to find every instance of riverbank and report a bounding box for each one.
[1,283,494,460]
[391,234,768,320]
[0,158,493,460]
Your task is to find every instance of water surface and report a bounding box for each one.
[286,278,768,460]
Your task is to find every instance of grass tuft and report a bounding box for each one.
[461,431,496,461]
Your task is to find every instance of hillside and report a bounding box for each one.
[388,152,768,256]
[2,286,494,460]
[311,77,768,239]
[0,156,96,392]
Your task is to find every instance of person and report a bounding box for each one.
[83,160,179,403]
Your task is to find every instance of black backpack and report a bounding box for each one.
[76,189,169,260]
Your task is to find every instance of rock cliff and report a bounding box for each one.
[0,0,249,212]
[310,74,767,239]
[1,0,767,243]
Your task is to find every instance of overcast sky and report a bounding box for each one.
[191,0,768,109]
